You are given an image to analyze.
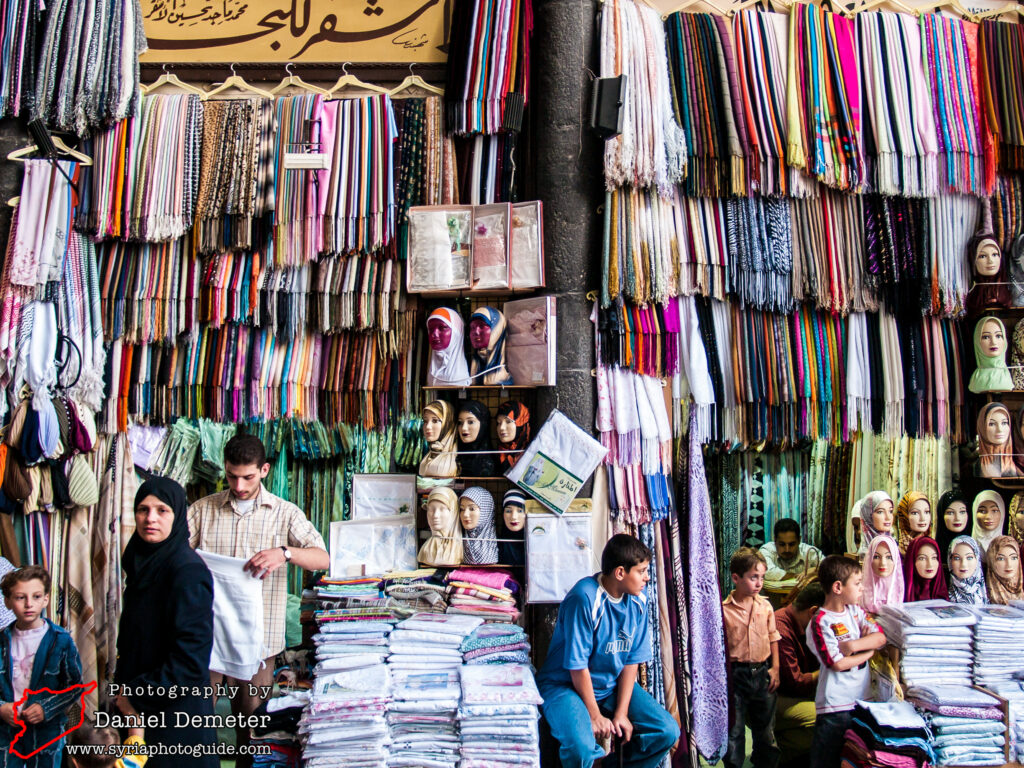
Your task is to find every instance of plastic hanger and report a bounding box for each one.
[7,136,92,166]
[271,62,330,96]
[327,62,389,98]
[389,64,444,96]
[851,0,921,16]
[141,64,208,99]
[205,63,274,99]
[662,0,734,18]
[973,2,1023,20]
[930,0,979,21]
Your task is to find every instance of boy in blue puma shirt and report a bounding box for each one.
[537,534,679,768]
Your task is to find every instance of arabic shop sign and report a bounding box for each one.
[141,0,450,63]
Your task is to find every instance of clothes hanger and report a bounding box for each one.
[930,0,979,21]
[662,0,733,17]
[270,62,330,96]
[7,136,92,165]
[851,0,921,16]
[141,64,208,99]
[327,62,389,98]
[389,64,444,96]
[973,2,1024,20]
[205,63,275,99]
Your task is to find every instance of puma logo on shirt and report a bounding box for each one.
[605,629,635,654]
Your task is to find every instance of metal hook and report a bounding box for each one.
[230,63,238,77]
[342,62,350,76]
[162,63,171,75]
[285,62,295,76]
[409,63,417,76]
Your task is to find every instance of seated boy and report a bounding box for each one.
[67,722,148,768]
[806,555,886,768]
[536,533,679,768]
[0,565,85,768]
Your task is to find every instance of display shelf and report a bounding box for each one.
[413,287,542,300]
[422,384,539,390]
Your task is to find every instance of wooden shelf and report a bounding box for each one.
[423,384,539,390]
[410,287,542,299]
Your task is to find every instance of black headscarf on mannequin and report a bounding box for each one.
[457,400,495,477]
[935,487,971,562]
[122,476,191,591]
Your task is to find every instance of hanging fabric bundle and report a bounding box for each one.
[786,2,864,191]
[194,98,277,253]
[444,0,533,135]
[862,194,930,313]
[274,94,326,262]
[30,0,147,134]
[0,0,44,119]
[665,12,748,197]
[599,0,687,194]
[857,11,938,197]
[979,20,1024,174]
[920,13,989,196]
[322,94,398,255]
[726,195,793,313]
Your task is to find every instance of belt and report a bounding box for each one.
[731,659,771,670]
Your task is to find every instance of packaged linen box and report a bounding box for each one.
[509,201,545,289]
[407,205,474,292]
[504,295,556,385]
[471,203,511,290]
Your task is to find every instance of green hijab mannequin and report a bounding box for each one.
[969,316,1013,393]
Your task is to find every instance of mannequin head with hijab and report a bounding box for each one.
[419,400,458,478]
[427,308,471,387]
[495,401,531,471]
[460,486,498,565]
[857,491,895,558]
[896,491,931,555]
[947,536,988,605]
[903,537,948,602]
[973,490,1007,556]
[977,402,1017,478]
[861,534,904,614]
[936,488,971,561]
[457,400,496,477]
[969,317,1013,394]
[986,536,1023,605]
[499,489,527,566]
[966,233,1010,317]
[468,307,513,386]
[419,487,463,566]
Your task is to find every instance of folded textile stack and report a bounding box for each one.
[987,681,1024,764]
[312,617,393,673]
[252,692,308,767]
[315,576,384,601]
[446,567,521,622]
[388,612,482,671]
[967,603,1024,687]
[842,700,934,768]
[459,664,543,768]
[907,685,1006,766]
[300,661,392,768]
[461,622,531,665]
[388,668,463,768]
[877,601,976,687]
[383,569,449,614]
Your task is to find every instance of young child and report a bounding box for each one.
[806,555,886,768]
[722,547,781,768]
[536,533,680,768]
[0,565,85,768]
[66,722,148,768]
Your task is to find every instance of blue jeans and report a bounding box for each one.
[809,710,852,768]
[540,682,680,768]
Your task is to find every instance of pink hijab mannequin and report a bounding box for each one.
[861,534,904,615]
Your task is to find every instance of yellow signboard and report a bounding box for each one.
[140,0,450,64]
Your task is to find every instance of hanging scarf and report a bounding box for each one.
[935,487,970,561]
[972,490,1006,557]
[985,535,1023,604]
[460,486,497,565]
[456,399,495,477]
[469,307,512,385]
[498,489,526,567]
[895,490,931,555]
[976,402,1016,478]
[427,308,471,387]
[418,487,463,566]
[418,400,457,479]
[495,401,530,472]
[946,535,987,605]
[861,534,904,615]
[902,536,948,602]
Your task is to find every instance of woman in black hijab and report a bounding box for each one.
[114,477,218,766]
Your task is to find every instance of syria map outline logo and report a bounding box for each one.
[7,680,97,759]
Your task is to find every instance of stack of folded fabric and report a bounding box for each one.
[987,680,1024,763]
[388,612,481,672]
[315,576,384,602]
[446,567,521,622]
[968,604,1024,687]
[388,668,463,768]
[383,569,449,614]
[461,623,531,665]
[876,601,976,687]
[843,701,934,768]
[906,685,1006,766]
[312,613,393,675]
[459,664,543,768]
[252,692,308,767]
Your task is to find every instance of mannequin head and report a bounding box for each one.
[992,540,1021,582]
[495,401,530,446]
[460,496,481,530]
[979,318,1007,359]
[976,497,1003,532]
[871,539,896,579]
[981,403,1012,446]
[427,318,454,350]
[913,541,940,580]
[950,541,980,581]
[422,401,452,443]
[974,237,1002,277]
[426,488,459,534]
[469,317,492,350]
[872,498,895,533]
[458,409,482,444]
[906,498,931,534]
[944,499,969,534]
[503,489,527,532]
